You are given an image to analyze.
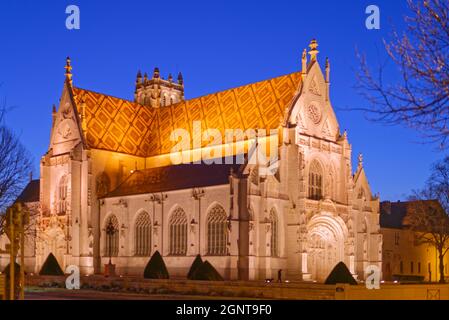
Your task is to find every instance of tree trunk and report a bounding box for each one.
[439,253,445,283]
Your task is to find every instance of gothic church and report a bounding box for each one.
[1,40,382,281]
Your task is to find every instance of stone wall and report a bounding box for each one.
[26,275,335,300]
[26,275,449,300]
[335,283,449,300]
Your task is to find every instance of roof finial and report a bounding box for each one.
[65,57,73,86]
[358,153,363,168]
[153,67,160,79]
[177,72,183,86]
[136,70,142,87]
[301,49,307,74]
[168,73,173,82]
[308,39,319,62]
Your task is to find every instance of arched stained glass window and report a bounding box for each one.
[207,205,228,256]
[57,175,68,214]
[105,215,119,257]
[134,211,152,256]
[169,207,188,256]
[270,209,279,257]
[308,160,323,200]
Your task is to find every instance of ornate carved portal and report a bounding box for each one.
[304,214,347,282]
[38,215,67,270]
[307,232,338,281]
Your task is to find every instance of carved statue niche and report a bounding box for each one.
[361,218,368,233]
[325,167,334,200]
[347,218,354,238]
[299,211,307,225]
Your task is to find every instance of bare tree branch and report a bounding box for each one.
[355,0,449,149]
[0,95,33,237]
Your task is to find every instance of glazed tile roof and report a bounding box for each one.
[72,71,301,157]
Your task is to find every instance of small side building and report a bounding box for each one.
[0,179,40,273]
[380,200,449,282]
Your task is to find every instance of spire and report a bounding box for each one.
[136,70,142,88]
[308,39,319,62]
[358,153,363,168]
[153,67,160,79]
[144,72,148,83]
[168,73,173,82]
[177,72,183,86]
[64,57,73,86]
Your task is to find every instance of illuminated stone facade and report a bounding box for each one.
[2,40,383,281]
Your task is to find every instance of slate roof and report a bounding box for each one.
[16,179,40,203]
[380,200,442,229]
[104,157,244,198]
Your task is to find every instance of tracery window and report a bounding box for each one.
[169,207,187,256]
[57,175,68,214]
[270,209,279,257]
[207,205,228,256]
[134,211,152,256]
[308,160,323,200]
[105,215,119,257]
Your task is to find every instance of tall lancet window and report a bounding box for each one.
[270,209,279,257]
[207,205,228,256]
[134,211,152,256]
[105,215,119,257]
[57,175,68,214]
[169,207,188,256]
[308,160,323,200]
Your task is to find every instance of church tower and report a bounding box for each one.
[134,67,184,107]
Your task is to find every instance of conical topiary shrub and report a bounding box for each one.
[187,254,203,280]
[190,260,224,281]
[39,253,64,276]
[143,251,169,279]
[324,261,357,285]
[3,262,21,275]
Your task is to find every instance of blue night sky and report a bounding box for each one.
[0,0,444,201]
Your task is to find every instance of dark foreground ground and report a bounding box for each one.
[25,287,254,300]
